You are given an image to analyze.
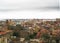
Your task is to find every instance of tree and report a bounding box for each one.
[36,29,50,43]
[41,33,50,43]
[16,24,24,30]
[28,32,37,39]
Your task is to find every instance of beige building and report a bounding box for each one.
[0,30,12,43]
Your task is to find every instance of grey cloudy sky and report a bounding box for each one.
[0,0,59,10]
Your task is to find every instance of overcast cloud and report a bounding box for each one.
[0,0,59,10]
[0,0,59,20]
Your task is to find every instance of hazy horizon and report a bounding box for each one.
[0,0,59,10]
